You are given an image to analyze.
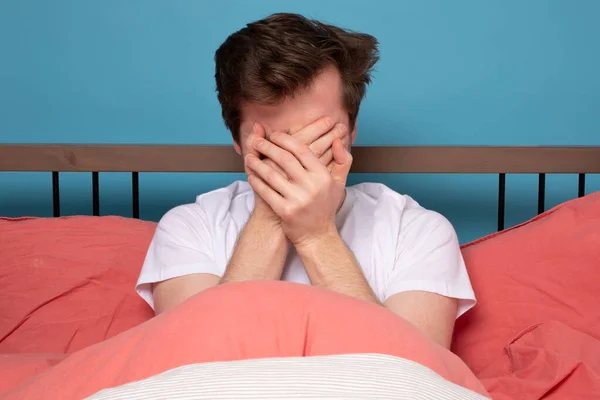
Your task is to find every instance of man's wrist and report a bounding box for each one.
[248,209,286,239]
[294,227,379,305]
[221,205,289,284]
[293,226,340,257]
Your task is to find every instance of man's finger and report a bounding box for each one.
[248,125,289,178]
[246,153,296,198]
[319,132,351,168]
[264,158,288,178]
[253,122,266,141]
[318,147,333,166]
[291,117,333,145]
[243,123,264,175]
[309,123,347,159]
[245,124,288,180]
[253,137,308,183]
[330,139,352,185]
[326,160,335,173]
[269,132,324,173]
[247,173,285,215]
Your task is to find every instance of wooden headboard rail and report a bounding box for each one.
[1,144,600,173]
[1,144,598,230]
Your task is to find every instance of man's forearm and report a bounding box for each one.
[295,231,380,304]
[220,213,289,283]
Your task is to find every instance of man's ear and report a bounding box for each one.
[233,140,242,155]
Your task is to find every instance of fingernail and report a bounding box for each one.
[324,118,333,128]
[336,124,346,136]
[254,138,265,148]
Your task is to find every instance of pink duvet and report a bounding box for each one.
[0,281,489,399]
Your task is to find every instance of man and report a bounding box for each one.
[136,13,475,349]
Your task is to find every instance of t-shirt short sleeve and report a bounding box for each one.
[135,204,219,309]
[386,212,476,318]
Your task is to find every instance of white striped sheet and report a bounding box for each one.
[87,353,490,400]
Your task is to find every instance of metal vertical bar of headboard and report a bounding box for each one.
[92,172,100,216]
[497,173,506,231]
[578,173,586,197]
[132,172,140,219]
[52,171,60,217]
[537,173,546,214]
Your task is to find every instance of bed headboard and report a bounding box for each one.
[1,144,599,231]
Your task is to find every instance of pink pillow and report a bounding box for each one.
[479,321,600,399]
[2,281,489,399]
[452,192,600,375]
[0,216,155,354]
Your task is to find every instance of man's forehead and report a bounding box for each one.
[240,67,346,136]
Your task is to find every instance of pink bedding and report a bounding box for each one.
[2,192,600,398]
[0,281,489,399]
[3,283,600,399]
[453,192,600,376]
[0,216,155,354]
[480,321,600,399]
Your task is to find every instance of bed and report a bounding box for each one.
[1,144,599,399]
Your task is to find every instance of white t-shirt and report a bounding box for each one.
[136,181,476,318]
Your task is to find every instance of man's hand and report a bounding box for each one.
[290,118,349,171]
[242,123,280,223]
[246,133,379,304]
[245,132,352,247]
[220,118,348,285]
[246,118,348,218]
[265,118,349,178]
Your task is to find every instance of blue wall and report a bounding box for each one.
[1,0,599,243]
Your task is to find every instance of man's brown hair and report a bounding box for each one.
[214,13,379,142]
